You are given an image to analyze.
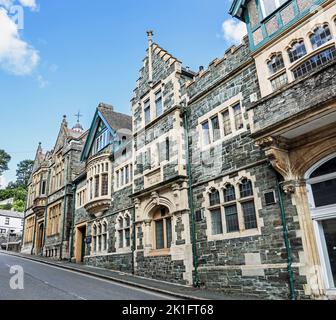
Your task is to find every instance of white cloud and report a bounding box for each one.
[37,74,49,88]
[0,0,37,10]
[221,18,247,45]
[19,0,37,11]
[0,7,39,75]
[0,175,8,189]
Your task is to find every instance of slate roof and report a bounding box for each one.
[98,103,132,132]
[0,210,24,219]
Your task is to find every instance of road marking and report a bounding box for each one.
[0,253,177,300]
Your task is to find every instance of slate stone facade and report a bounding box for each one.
[186,41,309,299]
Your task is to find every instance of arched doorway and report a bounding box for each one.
[306,154,336,291]
[36,222,44,255]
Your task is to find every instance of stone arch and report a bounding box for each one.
[144,196,175,219]
[294,143,336,178]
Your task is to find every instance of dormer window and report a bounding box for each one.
[260,0,287,18]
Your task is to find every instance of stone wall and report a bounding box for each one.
[135,252,187,284]
[186,41,309,299]
[250,61,336,132]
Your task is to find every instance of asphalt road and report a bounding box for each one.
[0,253,177,300]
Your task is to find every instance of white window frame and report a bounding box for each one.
[204,174,263,242]
[305,153,336,291]
[260,0,286,18]
[198,98,247,150]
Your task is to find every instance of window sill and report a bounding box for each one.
[148,248,171,257]
[208,229,261,242]
[201,127,247,151]
[268,68,287,81]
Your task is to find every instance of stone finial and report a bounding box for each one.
[147,30,154,41]
[62,115,68,127]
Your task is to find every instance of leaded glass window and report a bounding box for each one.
[288,40,307,63]
[225,205,239,233]
[242,201,258,230]
[240,179,254,198]
[224,184,236,202]
[268,53,285,74]
[209,190,220,206]
[211,209,223,235]
[211,116,220,141]
[293,47,336,79]
[233,103,244,130]
[310,25,332,49]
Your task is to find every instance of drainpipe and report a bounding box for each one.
[69,183,77,262]
[274,168,296,300]
[131,207,136,275]
[43,168,52,256]
[60,155,70,260]
[31,216,37,255]
[182,106,200,288]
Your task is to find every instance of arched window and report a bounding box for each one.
[308,157,336,208]
[267,53,285,74]
[153,207,172,250]
[293,46,336,79]
[209,189,220,206]
[92,221,108,254]
[310,24,332,49]
[118,214,131,249]
[288,40,307,63]
[306,156,336,289]
[239,179,254,198]
[102,222,108,251]
[224,184,236,202]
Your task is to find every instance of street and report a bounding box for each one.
[0,253,177,300]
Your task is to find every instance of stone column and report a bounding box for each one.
[292,181,325,297]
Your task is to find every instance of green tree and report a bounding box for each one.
[0,149,11,176]
[0,204,12,211]
[16,159,34,188]
[13,200,25,212]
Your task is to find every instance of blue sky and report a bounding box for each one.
[0,0,246,186]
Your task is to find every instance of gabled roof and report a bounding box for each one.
[29,142,46,184]
[80,103,132,162]
[229,0,248,21]
[0,210,24,219]
[98,104,132,132]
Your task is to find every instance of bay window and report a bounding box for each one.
[260,0,287,18]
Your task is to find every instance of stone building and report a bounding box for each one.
[184,37,310,299]
[21,0,336,300]
[70,103,134,272]
[22,116,86,259]
[230,0,336,298]
[131,32,196,285]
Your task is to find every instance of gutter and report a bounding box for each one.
[60,155,70,260]
[182,105,200,288]
[69,183,77,262]
[42,168,52,256]
[273,167,296,300]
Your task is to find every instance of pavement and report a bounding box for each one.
[0,250,251,300]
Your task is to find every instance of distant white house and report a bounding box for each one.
[0,210,24,235]
[0,198,14,206]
